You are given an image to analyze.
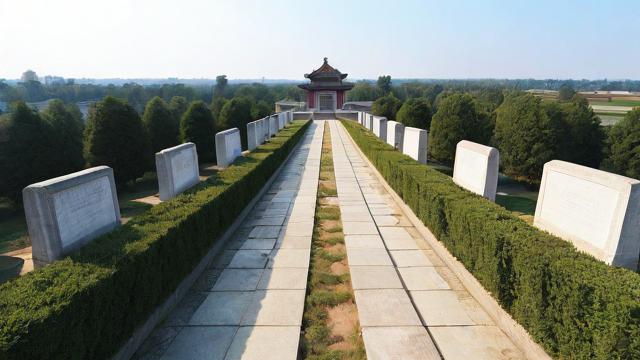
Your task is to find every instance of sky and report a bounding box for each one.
[0,0,639,80]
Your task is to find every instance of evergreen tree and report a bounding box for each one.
[180,101,215,162]
[0,102,56,202]
[251,100,271,120]
[218,97,253,149]
[371,93,402,120]
[169,96,188,124]
[494,93,561,185]
[211,97,228,124]
[143,96,179,153]
[83,96,152,185]
[557,95,605,167]
[41,99,85,175]
[396,97,432,129]
[607,108,640,179]
[429,93,492,164]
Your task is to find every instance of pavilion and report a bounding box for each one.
[298,58,354,112]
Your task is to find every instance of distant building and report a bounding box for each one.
[44,76,66,85]
[298,58,354,112]
[275,100,306,112]
[342,101,372,111]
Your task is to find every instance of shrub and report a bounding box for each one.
[143,96,179,154]
[341,119,640,359]
[169,96,188,123]
[371,93,401,120]
[84,96,152,185]
[251,100,271,120]
[41,99,85,174]
[0,120,311,359]
[428,93,492,164]
[180,101,216,163]
[607,108,640,179]
[396,97,432,129]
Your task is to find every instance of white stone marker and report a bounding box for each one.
[156,143,200,201]
[215,128,243,168]
[452,140,499,201]
[247,120,262,151]
[23,166,121,266]
[402,127,428,164]
[269,115,278,137]
[386,121,405,151]
[277,113,285,130]
[534,160,640,269]
[358,112,363,125]
[261,117,270,142]
[372,116,387,140]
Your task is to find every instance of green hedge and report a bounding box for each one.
[341,120,640,359]
[0,120,310,359]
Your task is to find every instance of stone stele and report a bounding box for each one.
[215,127,243,168]
[452,140,499,201]
[23,166,121,267]
[534,160,640,270]
[247,120,263,151]
[386,120,405,151]
[269,115,278,138]
[156,142,200,201]
[402,126,428,164]
[372,116,388,141]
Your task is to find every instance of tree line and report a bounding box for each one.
[0,76,300,204]
[368,78,639,185]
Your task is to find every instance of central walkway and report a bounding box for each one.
[329,120,524,359]
[135,121,324,360]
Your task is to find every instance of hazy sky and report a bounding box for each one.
[1,0,639,80]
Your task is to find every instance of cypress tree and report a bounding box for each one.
[180,101,215,162]
[143,96,179,153]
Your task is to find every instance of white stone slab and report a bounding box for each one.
[155,142,200,201]
[354,289,422,326]
[23,166,121,266]
[350,266,403,289]
[386,121,405,151]
[453,140,499,201]
[411,290,493,326]
[390,250,436,267]
[224,326,300,360]
[534,160,640,269]
[398,267,449,290]
[269,115,278,137]
[189,291,253,325]
[160,326,236,360]
[429,326,524,360]
[372,116,387,140]
[347,248,393,266]
[241,289,305,325]
[213,269,263,291]
[215,128,242,168]
[247,120,263,151]
[402,127,428,164]
[277,112,285,130]
[362,327,441,360]
[261,117,270,142]
[257,268,308,289]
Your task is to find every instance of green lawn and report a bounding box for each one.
[590,99,640,107]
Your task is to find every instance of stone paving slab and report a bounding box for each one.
[412,290,494,326]
[354,289,422,326]
[228,250,270,269]
[239,238,276,250]
[390,250,438,267]
[350,266,403,289]
[362,327,441,360]
[213,269,263,291]
[344,234,385,249]
[224,326,300,360]
[398,267,450,290]
[241,289,305,326]
[346,248,393,266]
[342,221,379,235]
[429,326,524,360]
[379,227,424,250]
[189,292,254,325]
[257,268,308,289]
[160,326,237,360]
[248,226,281,239]
[268,249,310,268]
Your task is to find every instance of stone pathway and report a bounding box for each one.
[134,121,324,360]
[329,120,525,360]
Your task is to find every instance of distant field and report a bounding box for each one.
[589,99,640,107]
[597,114,625,126]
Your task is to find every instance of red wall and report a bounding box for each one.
[307,91,315,108]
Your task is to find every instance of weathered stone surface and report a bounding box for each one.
[268,249,310,268]
[362,327,441,360]
[278,112,285,130]
[241,289,305,325]
[347,248,393,266]
[247,120,263,151]
[411,290,493,326]
[344,235,385,249]
[155,142,200,201]
[402,126,427,164]
[342,221,378,235]
[386,120,405,151]
[213,269,263,291]
[261,117,270,142]
[23,166,121,266]
[453,140,499,201]
[534,160,640,269]
[227,250,270,269]
[372,116,387,140]
[160,326,236,360]
[350,266,403,289]
[215,128,242,168]
[379,227,421,250]
[189,291,253,325]
[224,326,300,360]
[390,250,436,267]
[429,326,524,360]
[354,289,422,326]
[398,267,449,290]
[257,268,308,289]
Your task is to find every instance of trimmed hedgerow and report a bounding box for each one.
[0,120,310,359]
[340,119,640,359]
